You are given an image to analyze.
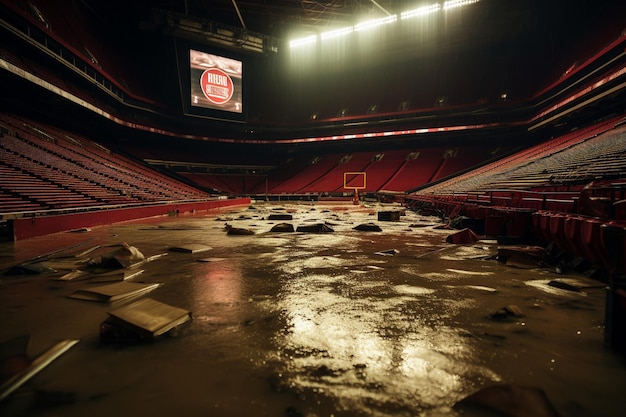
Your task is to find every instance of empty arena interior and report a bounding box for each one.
[1,0,626,416]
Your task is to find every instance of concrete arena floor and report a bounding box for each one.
[0,202,624,417]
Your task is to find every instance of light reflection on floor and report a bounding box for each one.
[191,258,243,306]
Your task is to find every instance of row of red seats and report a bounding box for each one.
[404,192,626,275]
[532,211,626,276]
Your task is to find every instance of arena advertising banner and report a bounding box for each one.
[189,49,243,114]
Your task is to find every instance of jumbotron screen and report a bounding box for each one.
[189,49,243,114]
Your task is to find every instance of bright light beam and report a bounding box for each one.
[289,34,317,48]
[289,0,480,47]
[401,3,441,20]
[321,26,354,40]
[354,14,397,32]
[443,0,480,11]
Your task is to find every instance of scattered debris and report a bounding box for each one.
[100,298,192,343]
[498,246,547,269]
[70,245,102,258]
[270,223,295,233]
[498,246,547,259]
[226,226,255,235]
[3,263,56,276]
[374,249,399,256]
[446,268,493,276]
[490,304,525,319]
[455,384,561,417]
[506,254,544,269]
[141,225,203,231]
[196,258,226,263]
[377,211,402,222]
[54,270,89,281]
[353,223,382,232]
[296,223,334,233]
[90,269,144,283]
[409,223,434,228]
[0,337,79,402]
[68,227,91,233]
[41,260,86,271]
[547,279,604,292]
[548,280,581,292]
[143,253,168,263]
[268,214,293,221]
[168,244,212,254]
[464,285,498,292]
[448,216,485,235]
[68,281,160,303]
[525,279,593,296]
[90,243,145,269]
[446,228,480,244]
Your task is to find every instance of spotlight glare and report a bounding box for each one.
[401,3,441,20]
[321,26,354,40]
[289,34,317,48]
[354,15,397,32]
[289,0,480,48]
[443,0,480,11]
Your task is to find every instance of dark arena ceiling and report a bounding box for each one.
[85,0,620,42]
[1,0,625,143]
[78,0,626,118]
[84,0,625,55]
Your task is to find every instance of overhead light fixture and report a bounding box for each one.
[401,3,441,20]
[289,34,317,48]
[164,11,276,54]
[288,0,480,48]
[366,104,379,114]
[354,15,397,32]
[443,0,480,11]
[321,26,354,40]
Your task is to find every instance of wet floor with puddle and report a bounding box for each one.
[1,202,624,416]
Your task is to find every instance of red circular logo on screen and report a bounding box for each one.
[200,68,234,104]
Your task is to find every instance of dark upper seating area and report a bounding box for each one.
[0,113,211,215]
[0,0,156,105]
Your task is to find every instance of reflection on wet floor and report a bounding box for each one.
[1,202,625,417]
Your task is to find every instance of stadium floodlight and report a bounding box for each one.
[400,3,441,20]
[321,26,354,40]
[354,15,397,32]
[443,0,480,11]
[289,0,480,48]
[289,34,317,48]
